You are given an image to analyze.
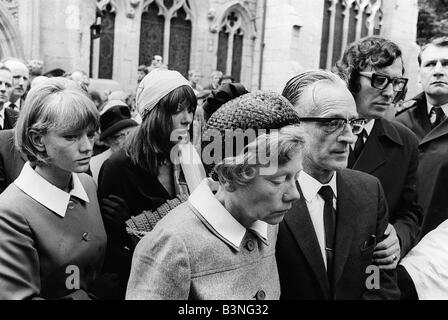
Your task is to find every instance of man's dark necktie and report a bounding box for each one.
[9,103,16,111]
[318,186,336,288]
[348,129,366,168]
[429,106,446,129]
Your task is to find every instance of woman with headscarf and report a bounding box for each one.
[97,69,205,299]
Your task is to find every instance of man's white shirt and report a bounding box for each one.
[297,171,337,269]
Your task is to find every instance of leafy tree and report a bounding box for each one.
[417,0,448,45]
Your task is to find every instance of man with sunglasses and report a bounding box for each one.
[334,37,422,269]
[396,36,448,239]
[277,70,399,299]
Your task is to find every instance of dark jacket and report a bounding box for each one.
[396,93,448,237]
[276,169,400,300]
[3,107,19,130]
[348,119,422,256]
[97,149,174,298]
[0,129,26,193]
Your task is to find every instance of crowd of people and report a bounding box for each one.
[0,35,447,300]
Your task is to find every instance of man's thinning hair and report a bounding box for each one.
[418,36,448,66]
[282,69,344,117]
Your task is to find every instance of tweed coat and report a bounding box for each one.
[126,179,280,300]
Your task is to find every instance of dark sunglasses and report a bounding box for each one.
[299,117,366,135]
[359,72,408,92]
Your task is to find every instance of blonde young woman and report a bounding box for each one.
[0,78,106,300]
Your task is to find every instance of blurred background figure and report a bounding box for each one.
[137,65,148,84]
[0,66,22,194]
[204,70,222,91]
[89,90,105,111]
[2,58,30,112]
[69,70,90,93]
[27,60,44,89]
[107,90,141,124]
[188,69,203,97]
[219,75,234,87]
[43,68,66,78]
[147,55,166,73]
[90,100,138,185]
[30,76,48,89]
[0,66,17,130]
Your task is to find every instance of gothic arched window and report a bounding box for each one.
[216,10,244,82]
[139,1,164,66]
[319,0,383,70]
[139,0,192,77]
[98,3,116,79]
[169,7,192,76]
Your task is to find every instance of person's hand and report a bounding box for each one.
[373,223,401,270]
[100,195,131,242]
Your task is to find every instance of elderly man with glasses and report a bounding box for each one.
[276,70,399,300]
[333,36,422,273]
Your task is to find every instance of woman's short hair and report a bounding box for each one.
[213,125,305,189]
[15,77,100,164]
[125,84,197,176]
[333,36,404,95]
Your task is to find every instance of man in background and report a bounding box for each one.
[2,58,29,112]
[396,36,448,237]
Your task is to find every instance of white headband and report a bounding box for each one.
[136,69,191,119]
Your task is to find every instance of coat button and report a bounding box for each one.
[82,232,90,241]
[255,290,266,300]
[246,240,255,251]
[68,200,75,210]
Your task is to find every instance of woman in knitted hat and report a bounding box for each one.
[126,125,305,300]
[201,90,302,175]
[97,69,205,299]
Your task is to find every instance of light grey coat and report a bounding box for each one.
[126,201,280,300]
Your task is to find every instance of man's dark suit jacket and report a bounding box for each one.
[3,107,19,130]
[348,118,422,256]
[0,129,26,194]
[396,93,448,237]
[276,169,400,300]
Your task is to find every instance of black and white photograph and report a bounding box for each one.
[0,0,447,311]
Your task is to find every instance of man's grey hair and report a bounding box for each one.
[282,70,345,117]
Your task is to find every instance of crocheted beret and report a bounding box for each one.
[201,90,300,175]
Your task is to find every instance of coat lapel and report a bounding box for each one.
[284,182,330,297]
[332,171,357,289]
[352,120,386,173]
[420,117,448,146]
